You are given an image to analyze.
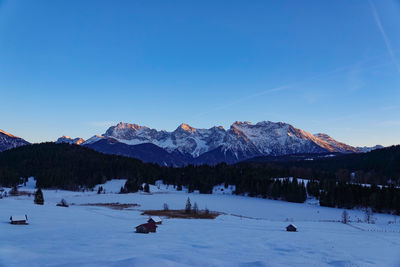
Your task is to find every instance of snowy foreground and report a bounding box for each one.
[1,179,400,267]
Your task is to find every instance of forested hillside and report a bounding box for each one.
[247,145,400,185]
[0,143,159,189]
[0,143,399,213]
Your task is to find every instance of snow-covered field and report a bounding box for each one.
[1,179,400,267]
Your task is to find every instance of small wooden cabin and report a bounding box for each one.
[148,216,162,225]
[10,215,28,225]
[136,222,157,234]
[286,224,297,232]
[56,199,69,207]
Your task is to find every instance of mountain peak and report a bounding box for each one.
[82,135,105,145]
[177,123,196,132]
[0,129,30,152]
[56,136,85,145]
[115,122,143,131]
[232,121,252,127]
[212,125,225,131]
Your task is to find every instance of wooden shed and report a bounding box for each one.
[286,224,297,232]
[148,216,162,225]
[136,222,157,234]
[56,199,69,207]
[10,215,28,225]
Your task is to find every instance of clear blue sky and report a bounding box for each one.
[0,0,399,146]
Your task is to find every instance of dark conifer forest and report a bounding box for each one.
[0,143,399,214]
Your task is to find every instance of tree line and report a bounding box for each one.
[0,143,399,213]
[307,180,400,214]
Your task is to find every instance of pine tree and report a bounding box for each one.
[185,197,191,213]
[34,188,44,205]
[144,183,150,193]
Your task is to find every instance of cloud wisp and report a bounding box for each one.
[193,86,288,119]
[369,0,400,73]
[192,56,392,120]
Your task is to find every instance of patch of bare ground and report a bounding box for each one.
[78,203,140,210]
[142,209,222,219]
[10,191,32,197]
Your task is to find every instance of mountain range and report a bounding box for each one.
[0,121,383,166]
[55,121,382,165]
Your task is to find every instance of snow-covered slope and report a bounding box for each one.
[0,129,30,152]
[225,121,330,156]
[356,145,384,153]
[56,136,85,145]
[314,133,360,153]
[82,135,105,145]
[1,182,399,266]
[103,122,226,158]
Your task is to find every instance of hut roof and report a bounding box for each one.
[149,216,162,223]
[10,215,27,221]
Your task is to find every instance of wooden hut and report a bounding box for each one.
[10,215,28,225]
[148,216,162,225]
[286,224,297,232]
[56,199,69,207]
[136,222,157,234]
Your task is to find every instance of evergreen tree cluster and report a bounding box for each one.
[0,143,159,190]
[307,180,400,214]
[158,165,307,203]
[269,145,400,186]
[34,188,44,205]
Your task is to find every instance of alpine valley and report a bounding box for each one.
[54,121,382,166]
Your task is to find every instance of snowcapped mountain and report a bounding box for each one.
[356,145,384,153]
[56,136,85,145]
[102,122,226,157]
[0,129,30,152]
[313,133,360,153]
[81,121,363,165]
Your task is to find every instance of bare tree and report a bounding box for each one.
[185,197,191,213]
[341,210,349,224]
[365,207,373,224]
[163,203,169,211]
[193,202,199,214]
[205,206,209,215]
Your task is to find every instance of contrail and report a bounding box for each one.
[193,86,288,119]
[192,58,389,119]
[369,0,400,72]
